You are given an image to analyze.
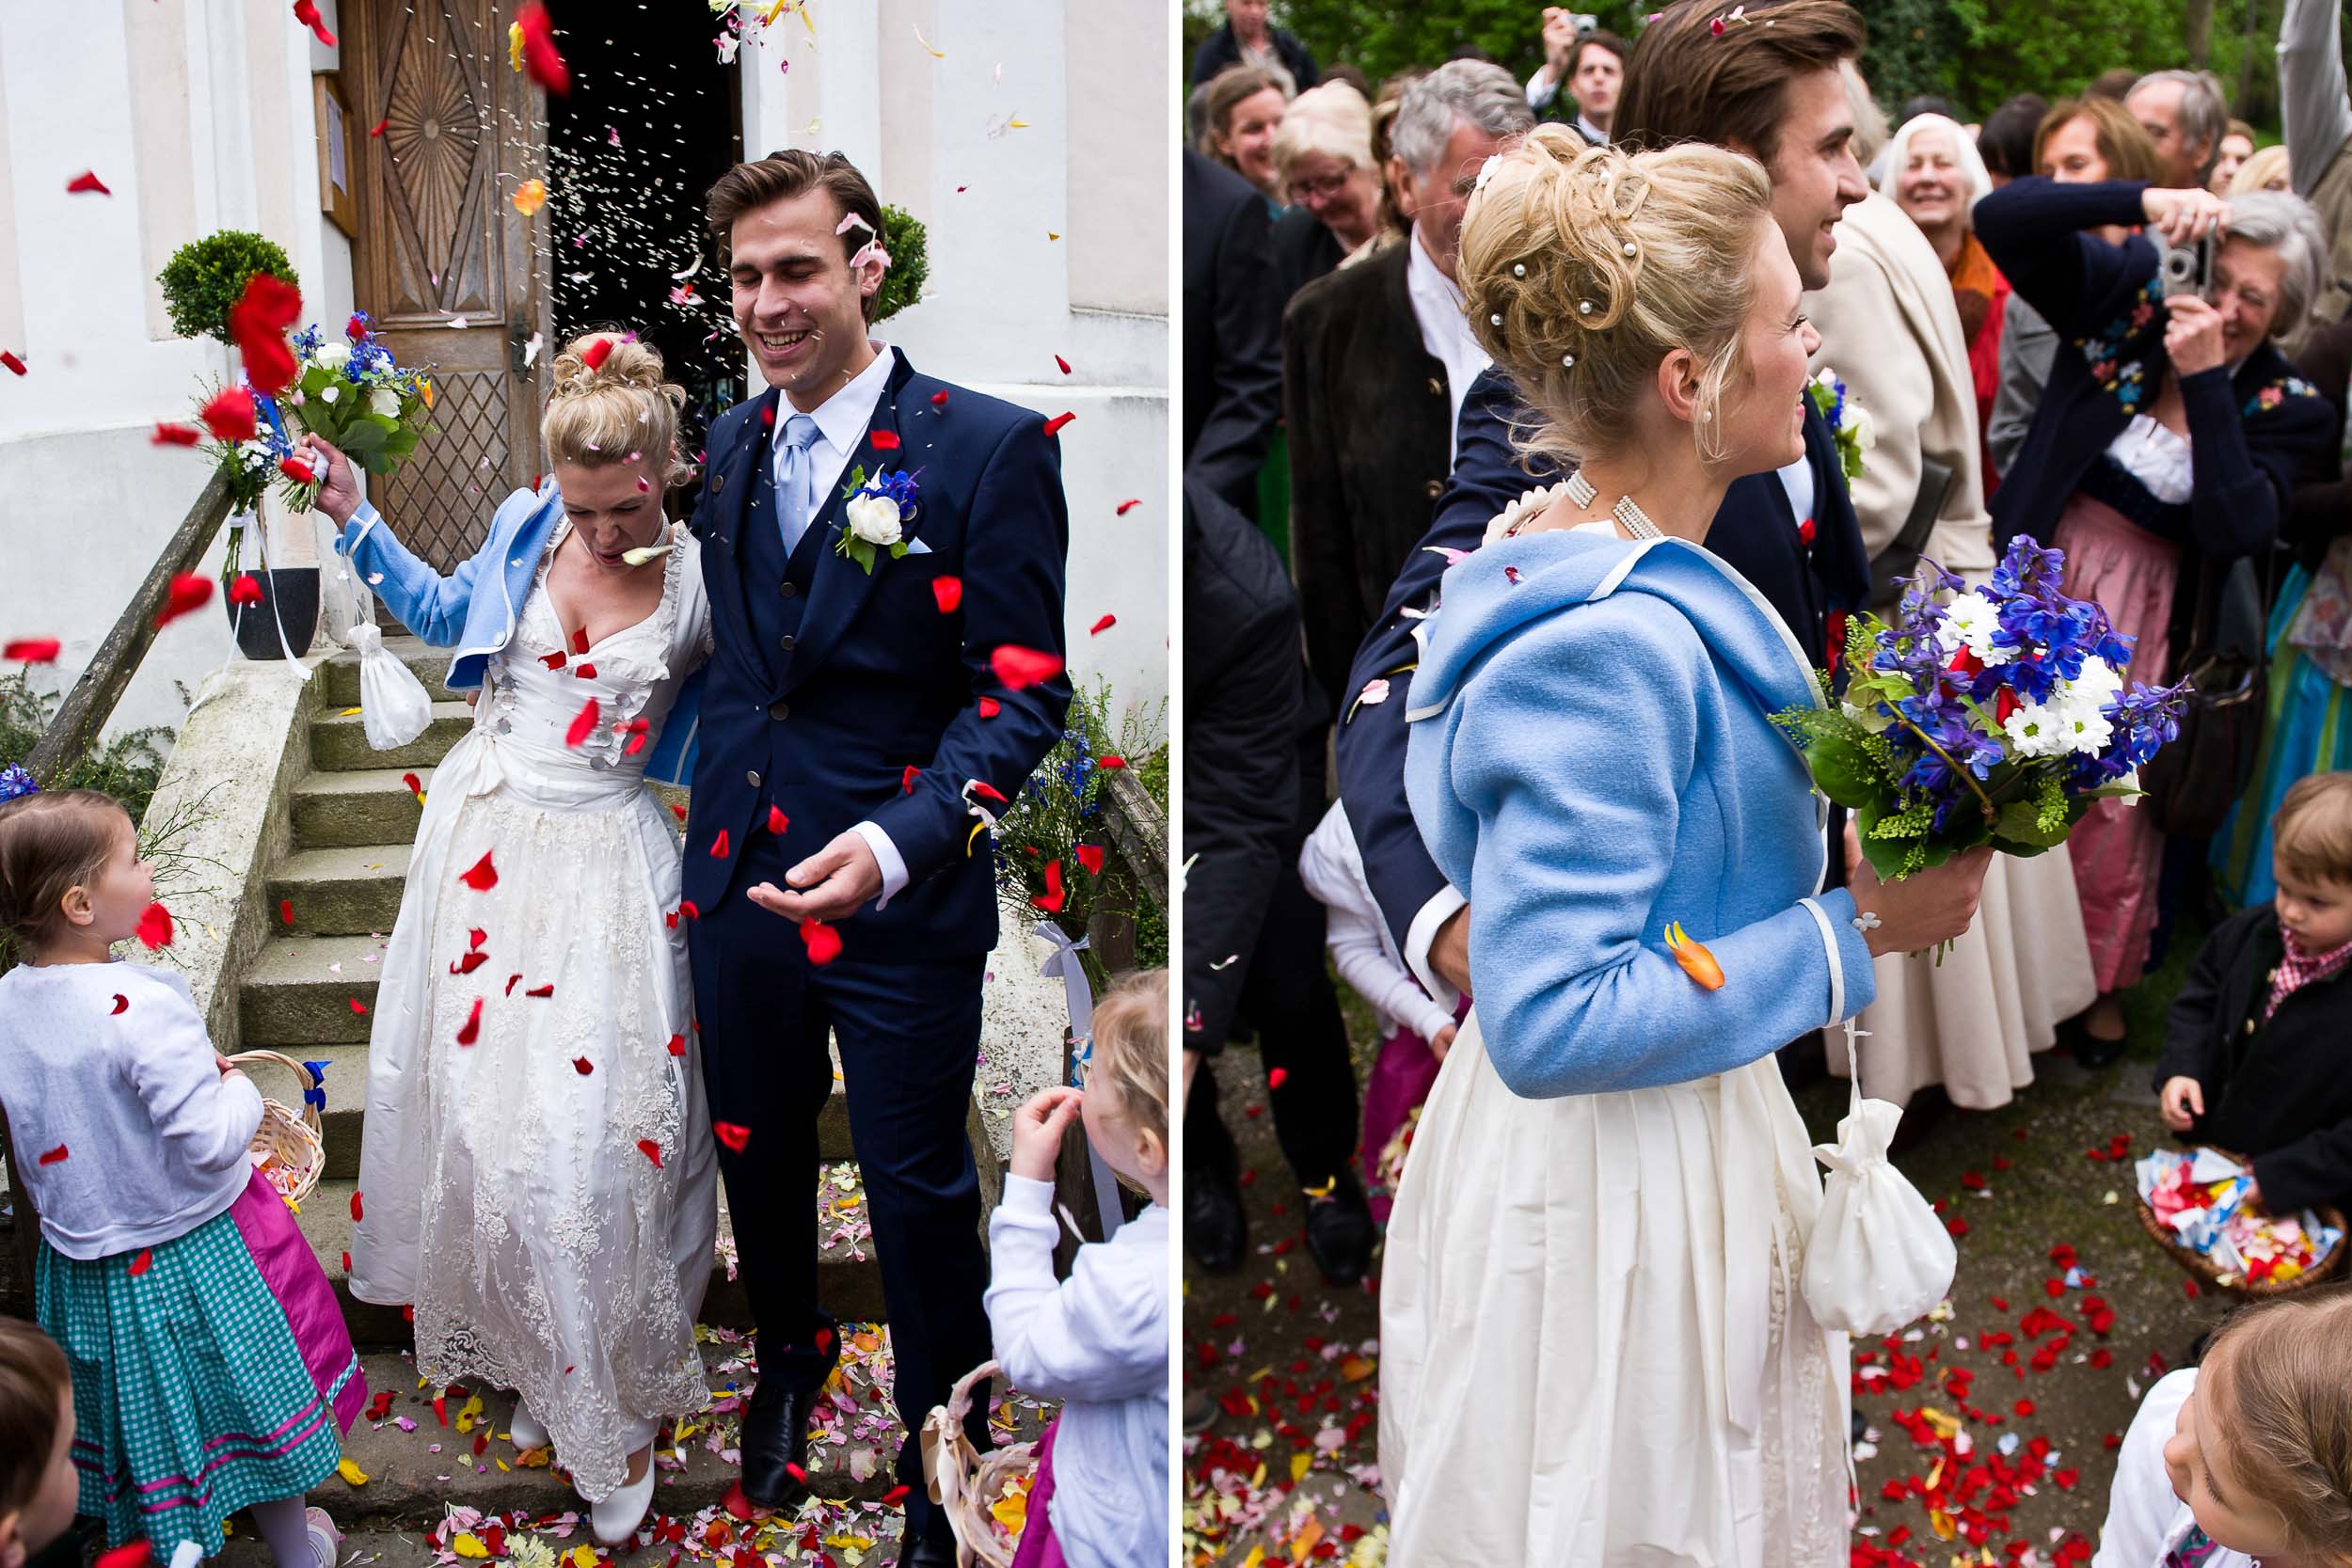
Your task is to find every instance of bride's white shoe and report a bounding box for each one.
[505,1399,548,1451]
[589,1449,657,1546]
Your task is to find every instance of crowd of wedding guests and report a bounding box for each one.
[1184,0,2352,1543]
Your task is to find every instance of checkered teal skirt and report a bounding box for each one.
[36,1171,365,1557]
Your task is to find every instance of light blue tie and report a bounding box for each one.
[777,413,820,553]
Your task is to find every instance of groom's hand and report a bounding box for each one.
[747,830,883,925]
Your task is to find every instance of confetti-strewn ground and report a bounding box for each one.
[1183,932,2259,1568]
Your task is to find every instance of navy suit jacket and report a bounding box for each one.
[1334,365,1867,955]
[675,348,1072,952]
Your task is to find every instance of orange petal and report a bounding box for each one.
[1665,921,1725,990]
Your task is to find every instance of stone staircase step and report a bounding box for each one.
[313,701,472,772]
[292,767,436,848]
[320,635,461,708]
[268,843,412,936]
[306,1167,886,1350]
[241,933,391,1046]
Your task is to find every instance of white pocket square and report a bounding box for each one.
[903,536,934,555]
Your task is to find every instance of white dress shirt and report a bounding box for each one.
[1405,228,1490,466]
[770,341,912,908]
[1777,449,1817,533]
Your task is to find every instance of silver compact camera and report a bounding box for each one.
[2160,234,2213,298]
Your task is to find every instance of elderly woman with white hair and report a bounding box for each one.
[1269,80,1391,301]
[1888,112,2011,483]
[1976,175,2340,1060]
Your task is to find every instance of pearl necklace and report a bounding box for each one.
[1565,468,1664,541]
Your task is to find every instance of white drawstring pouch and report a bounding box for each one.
[348,620,434,749]
[1800,1022,1957,1337]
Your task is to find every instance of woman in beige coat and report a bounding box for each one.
[1804,68,2097,1110]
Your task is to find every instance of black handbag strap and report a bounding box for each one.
[1867,457,1958,611]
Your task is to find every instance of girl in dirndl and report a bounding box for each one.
[0,779,362,1568]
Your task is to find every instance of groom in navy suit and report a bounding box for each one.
[679,150,1070,1566]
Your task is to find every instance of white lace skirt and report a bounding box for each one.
[1377,1013,1850,1567]
[349,731,718,1499]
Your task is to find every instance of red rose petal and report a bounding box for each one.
[666,1033,686,1056]
[506,974,522,996]
[869,429,900,451]
[931,576,963,613]
[801,917,842,965]
[930,390,949,407]
[541,651,567,670]
[455,997,483,1045]
[713,1121,751,1153]
[66,170,111,196]
[1054,355,1072,374]
[278,453,318,485]
[154,574,214,628]
[723,1481,755,1521]
[672,802,687,822]
[0,351,24,375]
[459,850,499,890]
[1041,411,1074,436]
[128,1248,151,1276]
[1116,498,1142,515]
[882,1483,912,1506]
[370,118,389,137]
[574,662,596,679]
[977,696,1001,718]
[109,994,127,1015]
[785,1462,806,1484]
[990,644,1064,690]
[37,1145,68,1165]
[580,338,612,373]
[526,983,553,998]
[637,1138,663,1167]
[343,1252,353,1275]
[230,574,265,608]
[767,805,788,834]
[349,997,367,1015]
[1089,613,1116,636]
[402,771,424,798]
[228,273,303,395]
[3,638,61,662]
[350,1190,363,1221]
[573,1056,594,1075]
[1029,858,1066,913]
[450,951,487,975]
[516,1,570,94]
[278,898,294,926]
[1075,844,1104,877]
[571,623,591,655]
[564,696,600,748]
[200,386,258,442]
[678,900,700,921]
[709,828,730,859]
[152,421,204,447]
[971,781,1009,804]
[902,765,920,794]
[1268,1067,1288,1090]
[135,901,173,949]
[292,0,337,46]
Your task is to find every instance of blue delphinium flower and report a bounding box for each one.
[0,765,40,802]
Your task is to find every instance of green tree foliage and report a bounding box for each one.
[1184,1,2312,138]
[872,205,930,325]
[156,230,299,345]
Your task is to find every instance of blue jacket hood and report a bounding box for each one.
[1404,527,1827,730]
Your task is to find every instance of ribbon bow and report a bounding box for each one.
[1035,920,1122,1240]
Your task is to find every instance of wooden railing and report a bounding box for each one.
[5,473,234,1299]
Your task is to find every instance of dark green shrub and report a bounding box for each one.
[872,205,930,325]
[157,231,299,344]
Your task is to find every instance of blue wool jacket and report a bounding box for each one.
[336,482,698,784]
[1403,527,1876,1098]
[1976,177,2335,562]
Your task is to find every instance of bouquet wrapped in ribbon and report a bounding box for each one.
[273,310,435,509]
[1774,535,2191,879]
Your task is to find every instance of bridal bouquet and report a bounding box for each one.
[274,311,436,510]
[1774,535,2190,879]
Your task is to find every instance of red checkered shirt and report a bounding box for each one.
[2263,919,2352,1022]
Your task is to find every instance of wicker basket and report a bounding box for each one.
[228,1050,326,1207]
[2134,1146,2347,1297]
[920,1359,1038,1568]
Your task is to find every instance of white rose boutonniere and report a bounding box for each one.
[833,464,921,574]
[1806,367,1871,483]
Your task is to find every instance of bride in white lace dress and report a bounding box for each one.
[314,336,718,1540]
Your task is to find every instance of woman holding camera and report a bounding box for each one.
[1976,176,2335,1059]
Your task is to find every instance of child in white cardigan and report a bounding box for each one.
[1297,801,1460,1215]
[0,784,358,1568]
[986,969,1169,1568]
[2090,1287,2352,1567]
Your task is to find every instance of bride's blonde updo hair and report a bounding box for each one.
[542,331,693,489]
[1458,127,1774,467]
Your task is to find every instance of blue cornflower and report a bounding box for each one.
[0,765,40,802]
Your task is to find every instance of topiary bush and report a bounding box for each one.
[157,230,299,344]
[872,204,930,325]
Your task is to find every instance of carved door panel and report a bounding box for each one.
[347,0,549,577]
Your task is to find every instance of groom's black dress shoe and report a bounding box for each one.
[893,1534,956,1568]
[739,1344,842,1509]
[1185,1157,1248,1274]
[1304,1167,1375,1287]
